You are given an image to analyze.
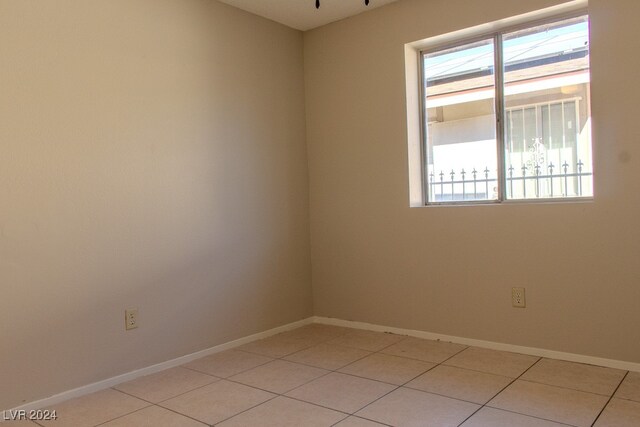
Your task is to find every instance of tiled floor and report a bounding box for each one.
[11,324,640,426]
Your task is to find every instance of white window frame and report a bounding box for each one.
[414,9,592,206]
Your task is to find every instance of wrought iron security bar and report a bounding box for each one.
[428,161,592,202]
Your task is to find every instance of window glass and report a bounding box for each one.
[424,39,499,202]
[503,16,592,199]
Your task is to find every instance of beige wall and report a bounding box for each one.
[0,0,311,410]
[305,0,640,363]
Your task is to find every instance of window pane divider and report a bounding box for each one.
[494,33,506,202]
[418,49,429,206]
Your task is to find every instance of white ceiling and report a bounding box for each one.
[218,0,399,31]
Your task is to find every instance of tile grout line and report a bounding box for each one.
[113,377,217,406]
[26,329,401,425]
[181,355,276,380]
[330,334,476,423]
[476,356,602,427]
[474,406,579,427]
[169,330,631,426]
[36,326,632,427]
[399,343,495,419]
[589,370,629,427]
[91,404,154,427]
[329,414,394,427]
[95,388,206,427]
[283,341,434,412]
[477,357,632,427]
[211,328,363,425]
[285,341,378,372]
[512,378,627,397]
[91,404,158,427]
[198,329,360,426]
[151,404,212,427]
[210,394,281,426]
[336,384,402,422]
[101,362,276,426]
[329,334,467,423]
[107,367,297,426]
[49,386,157,427]
[242,333,399,401]
[236,331,412,423]
[208,329,363,424]
[281,394,361,418]
[228,329,406,396]
[456,354,543,427]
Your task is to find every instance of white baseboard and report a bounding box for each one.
[5,317,313,415]
[313,316,640,373]
[8,314,639,417]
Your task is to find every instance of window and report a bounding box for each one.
[422,14,592,204]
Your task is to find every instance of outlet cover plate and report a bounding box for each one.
[512,287,526,308]
[125,308,139,330]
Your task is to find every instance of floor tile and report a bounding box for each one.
[217,396,346,427]
[444,347,539,378]
[271,329,336,348]
[381,337,467,363]
[283,324,353,341]
[159,379,274,425]
[284,343,371,370]
[100,405,207,426]
[334,416,388,426]
[615,371,640,402]
[285,372,396,413]
[230,360,328,394]
[22,324,633,427]
[521,358,626,396]
[338,353,435,385]
[253,324,351,352]
[489,380,609,427]
[356,387,480,427]
[328,330,405,352]
[594,398,640,427]
[113,367,218,403]
[406,364,513,404]
[461,407,568,426]
[38,389,148,427]
[183,349,273,378]
[236,334,316,358]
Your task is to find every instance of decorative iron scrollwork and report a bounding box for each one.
[526,138,546,172]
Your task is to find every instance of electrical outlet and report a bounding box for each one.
[512,287,526,308]
[125,308,138,330]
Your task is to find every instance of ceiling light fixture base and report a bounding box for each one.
[316,0,370,9]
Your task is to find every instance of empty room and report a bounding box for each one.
[1,0,639,425]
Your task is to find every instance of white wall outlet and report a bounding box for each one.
[125,308,139,330]
[512,287,526,308]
